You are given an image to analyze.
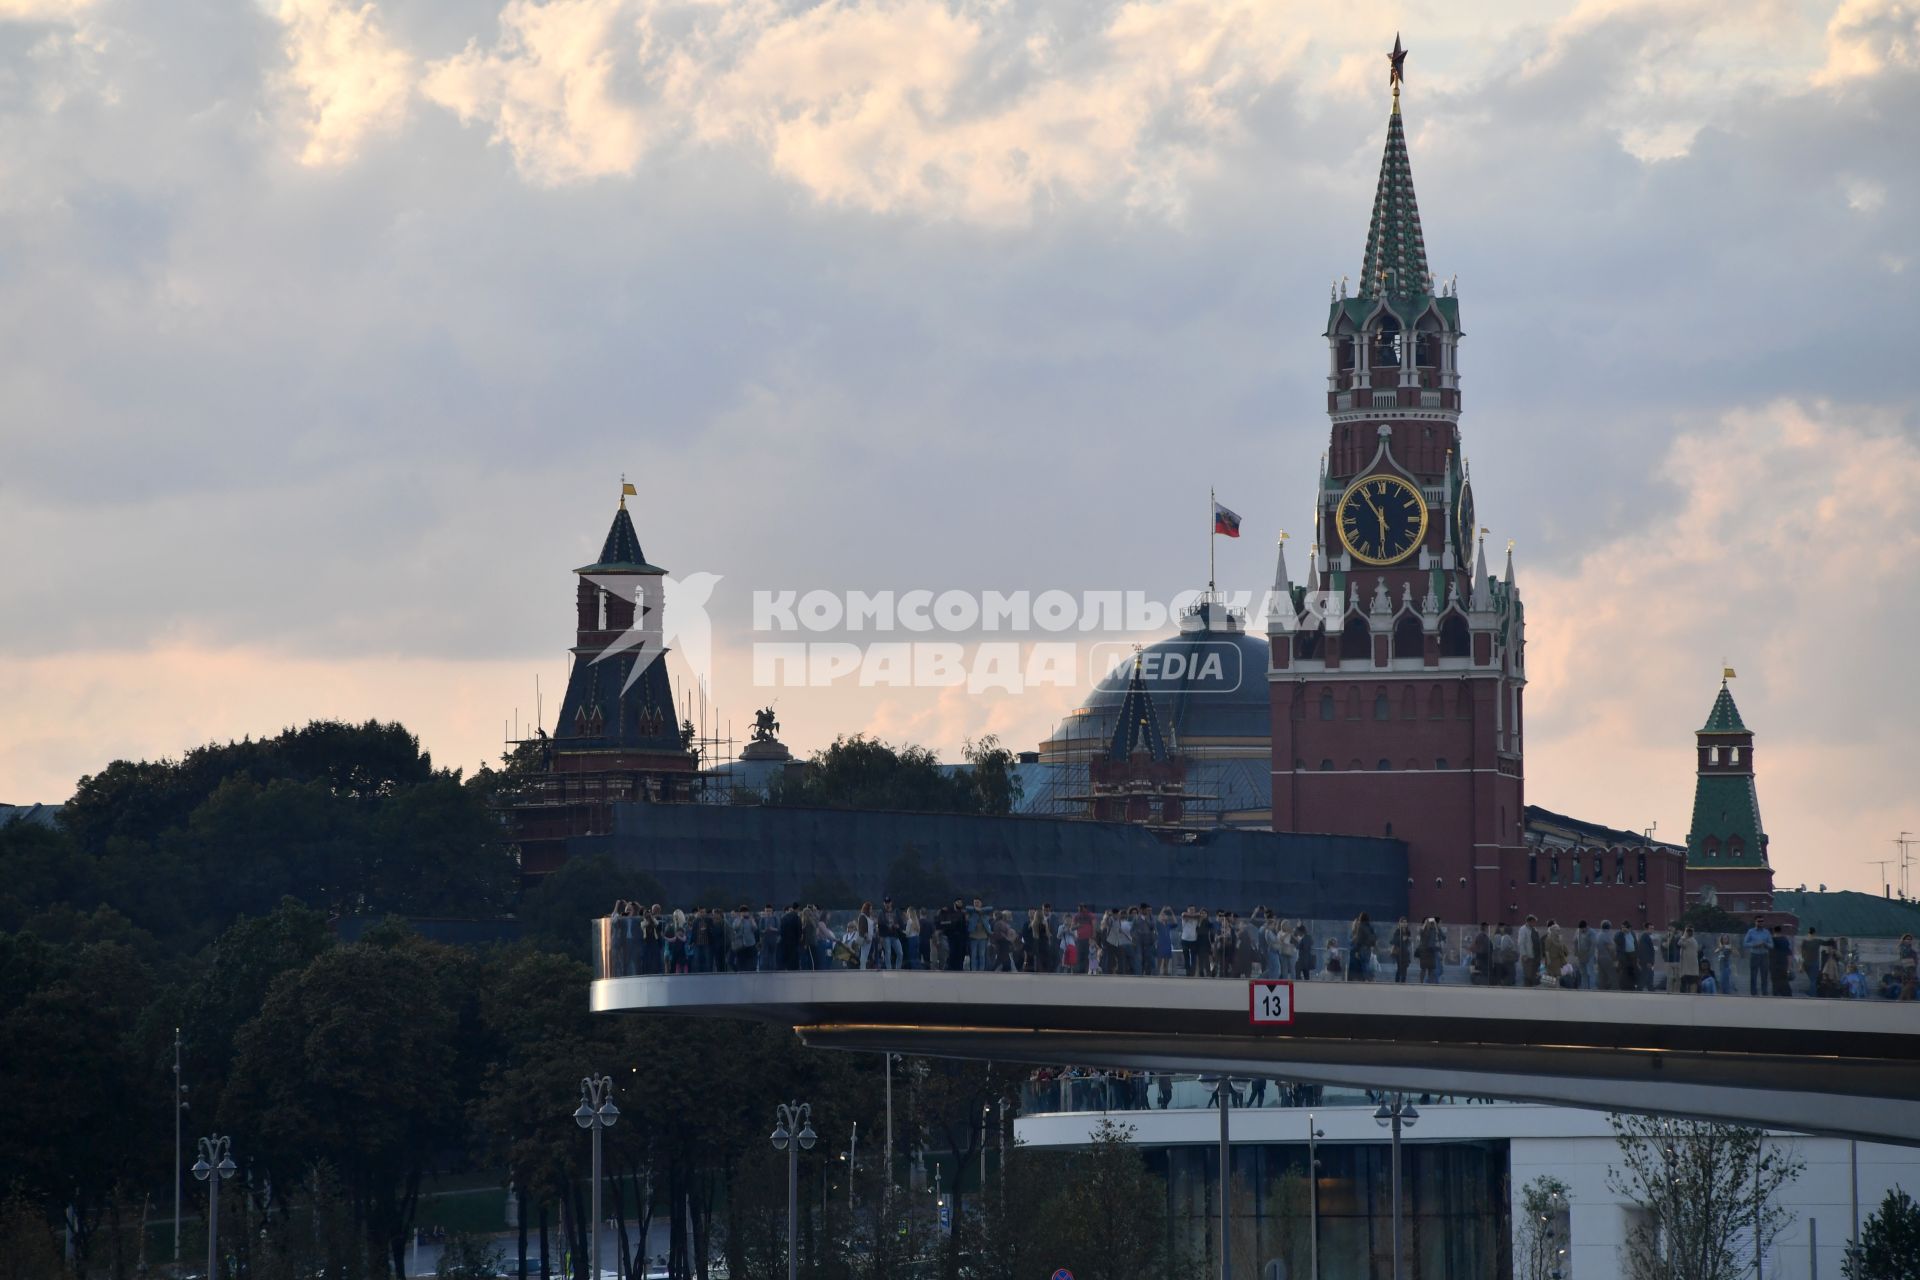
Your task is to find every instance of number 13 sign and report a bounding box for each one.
[1249,980,1294,1025]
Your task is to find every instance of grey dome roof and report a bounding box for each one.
[1042,601,1274,756]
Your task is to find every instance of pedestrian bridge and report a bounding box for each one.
[591,971,1920,1146]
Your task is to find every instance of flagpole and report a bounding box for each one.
[1209,486,1216,598]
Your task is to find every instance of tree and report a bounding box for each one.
[521,854,664,960]
[1845,1187,1920,1280]
[1678,903,1745,936]
[1052,1120,1178,1280]
[1515,1175,1571,1280]
[770,735,1014,814]
[959,737,1022,816]
[226,942,466,1278]
[1607,1115,1804,1280]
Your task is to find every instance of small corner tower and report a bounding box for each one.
[510,484,700,881]
[1684,674,1775,916]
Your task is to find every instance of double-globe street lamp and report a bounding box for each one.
[769,1102,816,1280]
[574,1076,619,1280]
[190,1135,237,1280]
[1373,1093,1420,1280]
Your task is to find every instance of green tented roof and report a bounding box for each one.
[576,505,667,575]
[1700,682,1750,734]
[1360,105,1429,299]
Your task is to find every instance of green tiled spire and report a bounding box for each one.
[1686,679,1767,869]
[1359,38,1430,300]
[1700,681,1749,734]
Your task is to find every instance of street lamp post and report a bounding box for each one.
[1207,1076,1234,1280]
[574,1076,619,1280]
[190,1135,237,1280]
[173,1028,186,1266]
[770,1102,816,1280]
[883,1053,894,1207]
[1307,1112,1325,1280]
[1373,1094,1419,1280]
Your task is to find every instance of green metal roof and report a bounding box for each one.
[1686,772,1768,867]
[1700,682,1750,734]
[1324,294,1459,337]
[576,505,667,575]
[1359,104,1429,299]
[1771,890,1920,940]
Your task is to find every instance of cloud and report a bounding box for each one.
[420,0,652,183]
[1524,400,1920,890]
[0,0,95,21]
[274,0,415,166]
[415,0,1321,221]
[1814,0,1920,85]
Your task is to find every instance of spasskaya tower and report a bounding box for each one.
[1266,37,1526,924]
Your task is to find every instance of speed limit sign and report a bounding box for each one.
[1249,980,1294,1025]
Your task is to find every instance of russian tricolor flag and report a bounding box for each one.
[1213,501,1242,538]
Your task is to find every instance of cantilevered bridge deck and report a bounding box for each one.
[592,971,1920,1145]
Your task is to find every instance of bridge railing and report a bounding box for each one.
[589,912,1898,997]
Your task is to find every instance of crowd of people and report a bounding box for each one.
[600,900,1920,1000]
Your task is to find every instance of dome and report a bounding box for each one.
[1027,600,1275,825]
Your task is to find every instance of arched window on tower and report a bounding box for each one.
[1320,692,1336,721]
[1571,854,1585,885]
[1320,759,1334,771]
[1704,836,1720,860]
[1728,836,1745,860]
[1592,853,1604,883]
[1636,852,1647,883]
[1337,335,1356,375]
[1549,853,1561,884]
[1730,746,1741,764]
[1393,613,1423,659]
[1710,746,1721,764]
[1528,852,1538,883]
[1372,314,1403,368]
[1374,692,1390,720]
[1440,612,1471,658]
[1377,759,1392,771]
[1343,613,1372,661]
[1295,630,1324,662]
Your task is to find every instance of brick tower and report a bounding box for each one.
[509,488,699,879]
[1266,37,1526,924]
[1683,677,1776,916]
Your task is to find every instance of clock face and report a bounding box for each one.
[1456,480,1476,563]
[1336,473,1429,566]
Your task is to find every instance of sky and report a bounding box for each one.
[1,0,1917,894]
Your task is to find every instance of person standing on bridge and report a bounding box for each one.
[1294,923,1316,981]
[1742,920,1772,995]
[1678,927,1701,994]
[1516,916,1539,987]
[1347,913,1375,981]
[1770,925,1795,997]
[1595,921,1616,990]
[1417,917,1441,983]
[1614,921,1639,990]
